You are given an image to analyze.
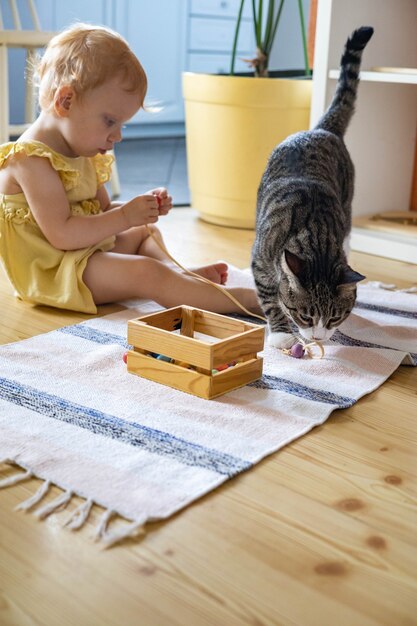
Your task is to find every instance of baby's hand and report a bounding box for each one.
[147,187,173,216]
[121,194,159,227]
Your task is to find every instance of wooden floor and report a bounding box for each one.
[1,208,416,626]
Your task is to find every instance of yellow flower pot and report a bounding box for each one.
[182,72,312,229]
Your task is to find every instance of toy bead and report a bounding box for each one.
[212,369,219,374]
[122,352,128,364]
[216,363,229,371]
[290,343,305,359]
[156,354,172,363]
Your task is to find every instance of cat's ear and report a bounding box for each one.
[283,250,305,281]
[338,266,366,292]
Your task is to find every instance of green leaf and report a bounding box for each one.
[230,0,246,75]
[265,0,285,55]
[263,0,275,53]
[297,0,312,76]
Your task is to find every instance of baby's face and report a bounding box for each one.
[63,77,143,157]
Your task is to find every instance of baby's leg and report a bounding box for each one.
[113,225,228,285]
[112,225,167,262]
[83,252,261,314]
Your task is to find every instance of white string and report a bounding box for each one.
[145,226,325,357]
[281,337,325,359]
[146,225,267,323]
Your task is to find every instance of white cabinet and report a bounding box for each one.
[310,0,417,264]
[36,0,112,30]
[186,0,255,75]
[113,0,187,127]
[35,0,187,130]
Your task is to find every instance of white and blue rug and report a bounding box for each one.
[0,275,416,546]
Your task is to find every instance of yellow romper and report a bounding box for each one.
[0,140,116,314]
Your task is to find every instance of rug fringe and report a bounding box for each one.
[0,468,32,488]
[94,508,115,540]
[34,490,73,520]
[94,509,145,548]
[15,480,51,511]
[1,461,146,546]
[63,498,93,530]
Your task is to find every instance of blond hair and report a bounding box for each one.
[36,23,147,111]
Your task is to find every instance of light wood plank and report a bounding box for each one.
[0,208,416,626]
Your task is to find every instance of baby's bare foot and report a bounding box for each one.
[191,262,228,285]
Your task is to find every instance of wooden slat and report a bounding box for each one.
[127,351,212,399]
[0,30,55,46]
[129,308,264,372]
[212,326,265,367]
[28,0,41,30]
[211,357,263,397]
[130,307,182,332]
[128,320,213,369]
[9,0,21,29]
[127,352,263,400]
[180,306,195,337]
[192,308,251,339]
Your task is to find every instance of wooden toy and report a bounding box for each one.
[126,306,265,399]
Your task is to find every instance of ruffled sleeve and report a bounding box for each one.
[0,141,80,191]
[92,153,114,187]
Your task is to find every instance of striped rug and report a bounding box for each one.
[0,276,415,546]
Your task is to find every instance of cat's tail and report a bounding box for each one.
[315,26,374,137]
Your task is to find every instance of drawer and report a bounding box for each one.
[189,17,254,52]
[188,53,252,75]
[191,0,252,19]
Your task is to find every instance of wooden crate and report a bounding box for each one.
[127,306,265,399]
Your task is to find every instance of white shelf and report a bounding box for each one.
[311,0,417,264]
[351,227,417,264]
[328,69,417,85]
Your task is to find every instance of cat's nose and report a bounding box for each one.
[312,321,326,340]
[312,328,335,341]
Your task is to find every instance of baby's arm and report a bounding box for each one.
[145,187,173,215]
[97,185,172,216]
[15,156,160,250]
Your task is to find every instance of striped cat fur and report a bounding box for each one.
[251,26,374,349]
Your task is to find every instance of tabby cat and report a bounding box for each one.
[251,26,374,348]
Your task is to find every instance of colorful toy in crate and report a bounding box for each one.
[126,306,265,399]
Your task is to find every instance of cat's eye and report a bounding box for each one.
[329,316,342,325]
[299,314,311,324]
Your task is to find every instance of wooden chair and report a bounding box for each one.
[0,0,120,197]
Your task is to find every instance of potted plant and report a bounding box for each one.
[182,0,313,229]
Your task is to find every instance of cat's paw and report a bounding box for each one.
[268,331,296,349]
